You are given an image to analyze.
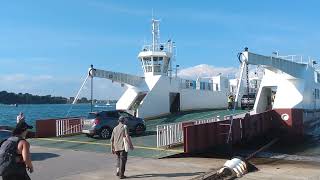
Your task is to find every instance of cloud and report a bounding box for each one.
[178,64,239,79]
[0,74,54,82]
[178,64,263,80]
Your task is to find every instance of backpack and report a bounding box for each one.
[0,136,23,176]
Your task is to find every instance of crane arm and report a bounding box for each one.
[241,51,306,78]
[89,67,144,87]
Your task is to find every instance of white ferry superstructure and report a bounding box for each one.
[88,19,230,119]
[237,48,320,135]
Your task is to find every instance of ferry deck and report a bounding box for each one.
[30,109,245,159]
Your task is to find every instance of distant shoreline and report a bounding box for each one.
[0,91,116,105]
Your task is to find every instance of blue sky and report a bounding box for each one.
[0,0,319,99]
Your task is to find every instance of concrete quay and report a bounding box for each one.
[27,146,320,180]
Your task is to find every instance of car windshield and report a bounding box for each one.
[118,111,132,118]
[87,113,97,119]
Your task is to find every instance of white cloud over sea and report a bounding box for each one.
[178,64,239,79]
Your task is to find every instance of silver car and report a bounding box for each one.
[82,110,146,139]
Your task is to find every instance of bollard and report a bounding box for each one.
[218,157,248,178]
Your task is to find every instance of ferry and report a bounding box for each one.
[87,19,231,119]
[237,48,320,136]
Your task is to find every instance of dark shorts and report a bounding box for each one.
[2,164,31,180]
[2,172,31,180]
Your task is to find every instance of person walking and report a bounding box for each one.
[0,121,34,180]
[16,112,25,124]
[227,94,234,110]
[110,116,133,179]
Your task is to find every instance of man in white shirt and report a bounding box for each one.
[17,112,25,124]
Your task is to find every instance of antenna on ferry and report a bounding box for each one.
[152,17,160,51]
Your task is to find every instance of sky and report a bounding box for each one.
[0,0,320,100]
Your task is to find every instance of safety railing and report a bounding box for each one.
[56,118,84,137]
[156,117,220,148]
[157,122,183,148]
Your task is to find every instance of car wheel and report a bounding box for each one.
[135,124,145,135]
[99,127,111,139]
[86,134,93,138]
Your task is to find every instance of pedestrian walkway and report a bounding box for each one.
[29,146,320,180]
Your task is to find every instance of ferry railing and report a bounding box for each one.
[276,55,304,63]
[194,118,218,125]
[156,117,219,148]
[141,43,173,53]
[56,118,84,137]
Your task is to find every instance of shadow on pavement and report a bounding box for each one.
[127,172,204,178]
[130,131,156,138]
[31,152,60,161]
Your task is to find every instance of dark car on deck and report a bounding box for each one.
[82,110,146,139]
[241,94,256,110]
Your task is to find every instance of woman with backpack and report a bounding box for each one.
[0,121,34,180]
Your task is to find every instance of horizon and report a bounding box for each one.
[1,1,319,99]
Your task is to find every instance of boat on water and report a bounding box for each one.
[94,103,114,108]
[88,19,231,119]
[237,48,320,136]
[6,104,18,107]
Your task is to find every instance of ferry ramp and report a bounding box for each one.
[30,109,246,159]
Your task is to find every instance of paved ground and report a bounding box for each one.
[26,146,320,180]
[28,146,224,180]
[244,158,320,180]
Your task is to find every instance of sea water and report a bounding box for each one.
[0,104,115,127]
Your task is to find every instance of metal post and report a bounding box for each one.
[91,75,93,112]
[175,65,179,78]
[89,64,95,112]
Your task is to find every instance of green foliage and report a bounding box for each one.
[0,91,68,104]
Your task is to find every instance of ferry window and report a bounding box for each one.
[144,57,151,65]
[200,82,206,90]
[154,66,161,72]
[315,89,320,99]
[153,56,162,73]
[143,57,152,72]
[153,57,158,61]
[193,81,196,89]
[146,66,152,72]
[185,80,190,88]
